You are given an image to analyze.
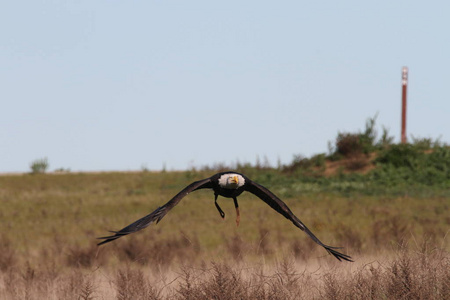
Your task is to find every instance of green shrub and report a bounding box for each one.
[373,144,450,187]
[336,133,363,157]
[30,157,49,174]
[334,114,386,158]
[375,144,423,169]
[310,153,326,168]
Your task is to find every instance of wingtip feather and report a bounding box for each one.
[325,246,353,262]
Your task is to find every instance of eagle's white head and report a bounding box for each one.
[218,173,245,189]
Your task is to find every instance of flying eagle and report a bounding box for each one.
[98,171,353,262]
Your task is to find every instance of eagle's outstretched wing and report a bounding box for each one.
[97,178,212,245]
[244,179,353,262]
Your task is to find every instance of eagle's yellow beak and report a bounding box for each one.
[231,175,239,184]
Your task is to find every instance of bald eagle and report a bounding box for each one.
[98,171,352,262]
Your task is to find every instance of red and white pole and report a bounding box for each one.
[401,67,408,144]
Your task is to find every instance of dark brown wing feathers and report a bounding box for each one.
[97,178,212,245]
[244,179,353,262]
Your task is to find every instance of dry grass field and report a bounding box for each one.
[0,171,448,299]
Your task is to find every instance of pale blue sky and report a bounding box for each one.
[1,1,449,172]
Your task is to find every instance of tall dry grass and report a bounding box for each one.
[0,247,448,299]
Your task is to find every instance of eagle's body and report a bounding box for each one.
[212,173,246,197]
[98,171,353,262]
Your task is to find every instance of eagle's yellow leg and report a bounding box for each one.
[233,198,240,227]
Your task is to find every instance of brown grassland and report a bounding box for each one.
[0,171,449,299]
